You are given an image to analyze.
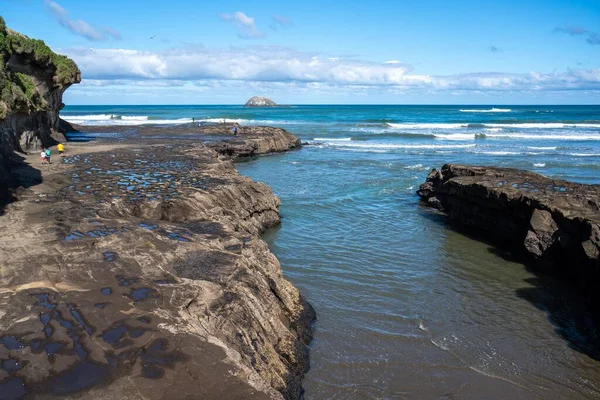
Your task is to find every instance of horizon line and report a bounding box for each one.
[63,103,600,107]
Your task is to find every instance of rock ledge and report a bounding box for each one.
[417,164,600,278]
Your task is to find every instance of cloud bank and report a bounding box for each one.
[44,0,121,41]
[218,12,264,39]
[554,25,600,46]
[61,45,600,93]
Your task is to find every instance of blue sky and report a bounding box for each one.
[2,0,599,104]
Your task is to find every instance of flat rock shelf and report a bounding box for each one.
[0,126,314,399]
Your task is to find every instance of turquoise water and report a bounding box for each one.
[63,105,600,398]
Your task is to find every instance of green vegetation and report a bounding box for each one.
[15,72,35,99]
[0,15,79,118]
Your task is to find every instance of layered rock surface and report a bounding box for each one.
[417,164,600,278]
[0,136,314,398]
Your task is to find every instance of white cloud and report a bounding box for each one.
[218,11,264,39]
[60,45,600,94]
[64,46,412,84]
[44,0,121,41]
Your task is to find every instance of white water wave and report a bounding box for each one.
[533,163,546,167]
[433,133,476,141]
[485,133,600,141]
[61,114,300,126]
[121,116,149,121]
[386,122,600,129]
[326,142,476,150]
[528,146,557,150]
[568,153,600,157]
[387,123,465,129]
[477,151,520,156]
[62,115,193,126]
[199,118,300,125]
[405,164,429,170]
[460,108,512,113]
[62,114,118,121]
[314,137,352,141]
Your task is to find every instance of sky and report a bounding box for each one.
[2,0,599,104]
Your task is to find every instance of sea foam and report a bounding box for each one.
[460,108,512,112]
[325,142,476,150]
[385,122,600,130]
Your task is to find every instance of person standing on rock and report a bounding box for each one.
[57,143,65,157]
[40,149,47,164]
[233,125,238,136]
[45,148,51,164]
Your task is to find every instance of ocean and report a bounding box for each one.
[62,105,600,399]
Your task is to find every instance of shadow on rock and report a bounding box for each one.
[0,153,42,216]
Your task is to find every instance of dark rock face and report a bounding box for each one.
[0,139,314,399]
[245,96,277,107]
[417,164,600,277]
[0,19,81,203]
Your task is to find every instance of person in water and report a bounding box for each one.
[57,143,65,157]
[45,148,51,164]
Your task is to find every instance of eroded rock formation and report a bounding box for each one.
[0,17,80,201]
[0,138,314,399]
[417,164,600,277]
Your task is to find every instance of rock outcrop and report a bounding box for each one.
[417,164,600,278]
[0,17,80,202]
[244,96,277,107]
[201,125,301,158]
[0,137,314,398]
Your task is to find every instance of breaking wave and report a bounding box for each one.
[60,114,301,126]
[323,142,476,150]
[386,122,600,129]
[460,108,512,113]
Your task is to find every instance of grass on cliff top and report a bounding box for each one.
[0,15,79,117]
[0,15,79,86]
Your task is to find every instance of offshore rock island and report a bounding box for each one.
[417,164,600,282]
[244,96,278,108]
[0,20,313,400]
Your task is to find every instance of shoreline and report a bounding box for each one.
[0,125,314,399]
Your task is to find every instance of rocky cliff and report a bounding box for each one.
[245,96,277,107]
[417,164,600,281]
[0,17,80,201]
